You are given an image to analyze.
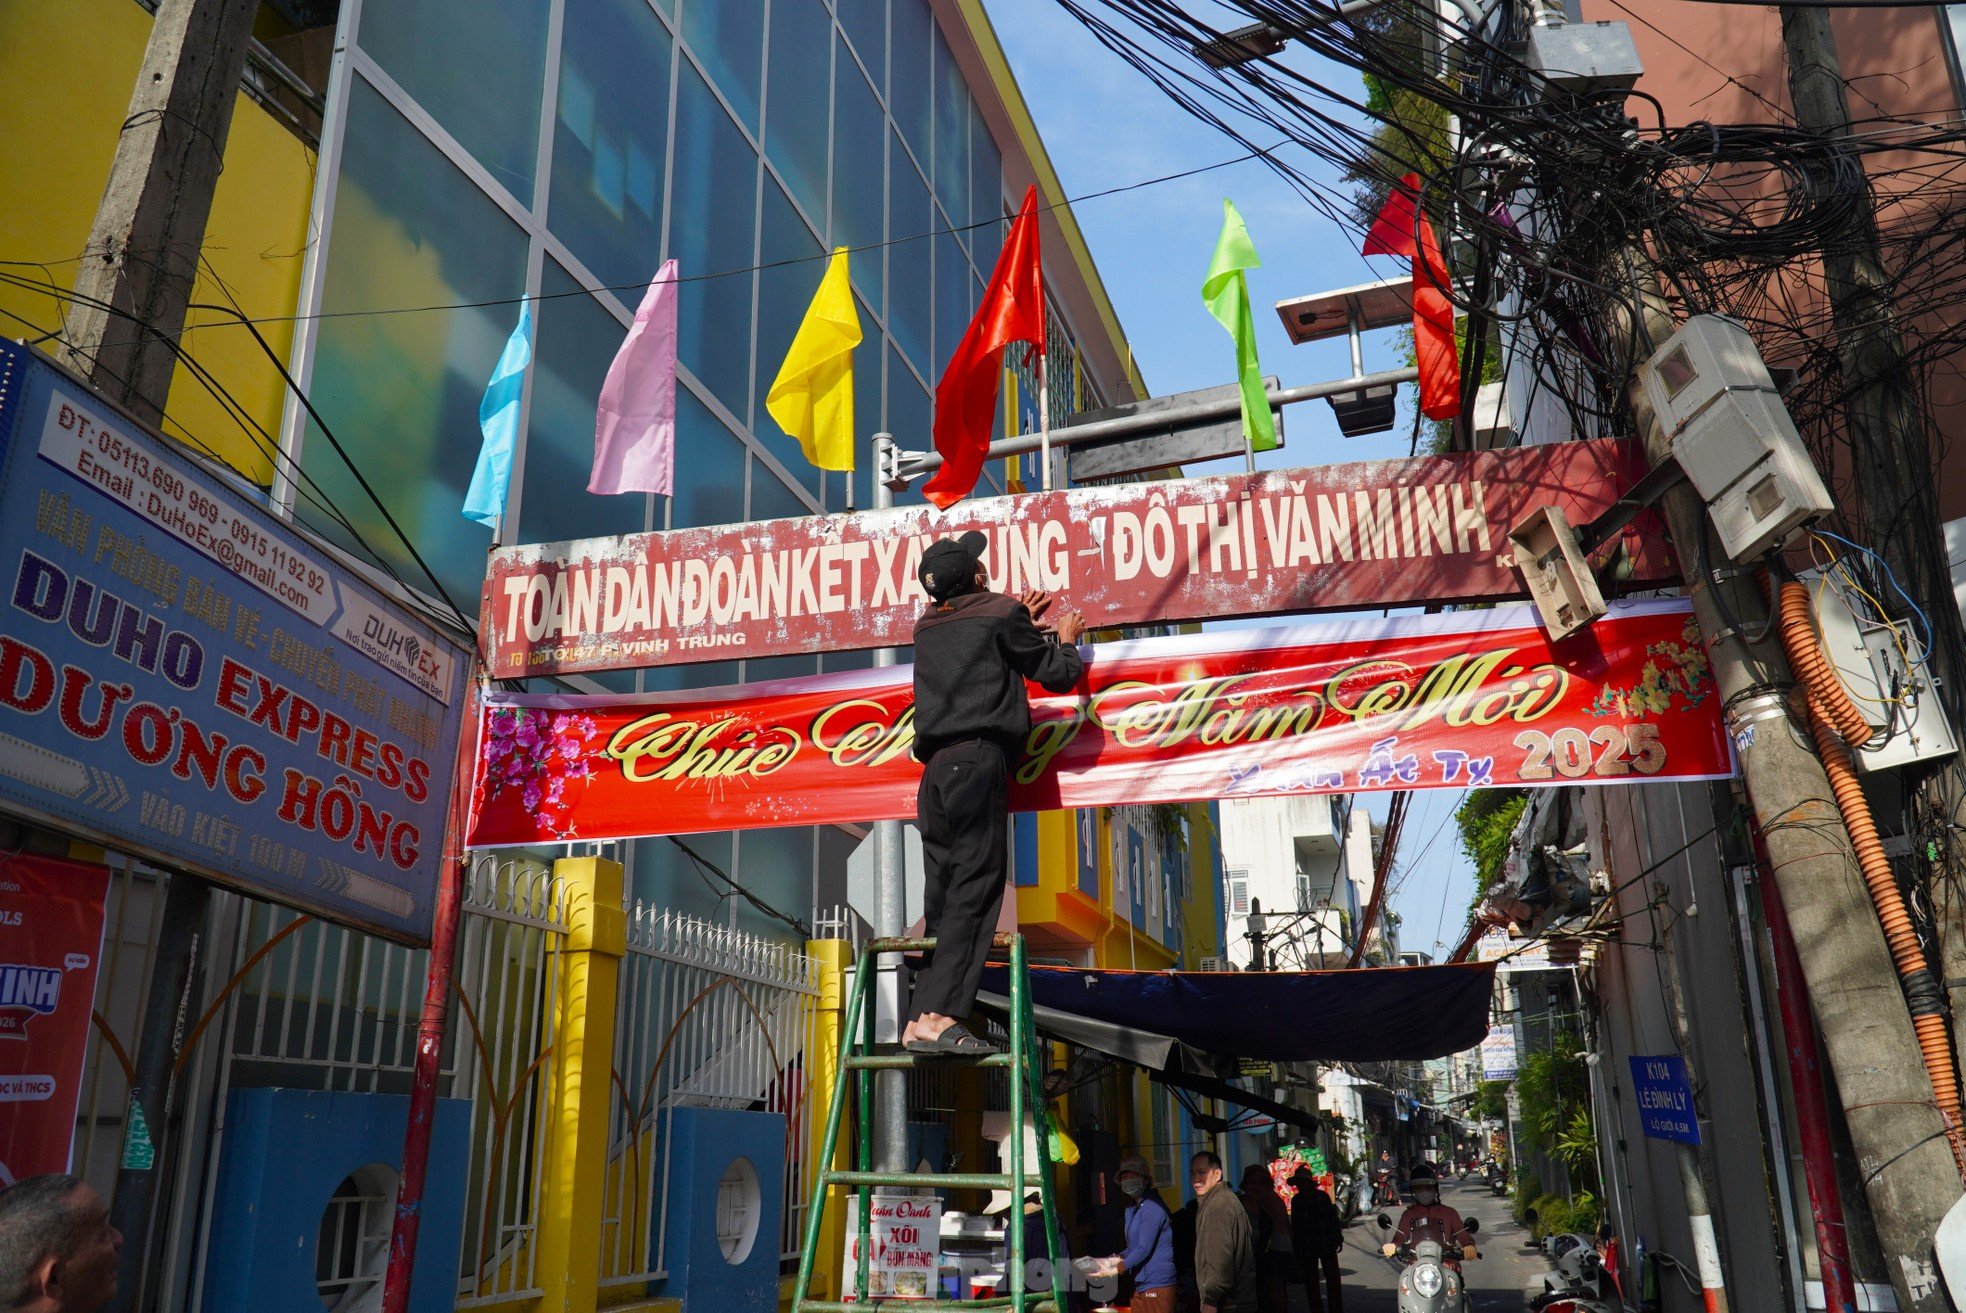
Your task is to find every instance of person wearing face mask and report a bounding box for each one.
[1379,1162,1476,1263]
[1106,1153,1177,1312]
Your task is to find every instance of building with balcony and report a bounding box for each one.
[1219,793,1383,971]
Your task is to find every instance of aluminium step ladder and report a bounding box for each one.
[790,933,1067,1312]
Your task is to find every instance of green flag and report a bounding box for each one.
[1201,198,1278,452]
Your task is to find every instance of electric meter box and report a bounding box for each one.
[1799,568,1958,773]
[1524,22,1643,95]
[1637,316,1833,561]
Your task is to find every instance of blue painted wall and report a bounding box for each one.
[655,1107,786,1313]
[202,1088,469,1313]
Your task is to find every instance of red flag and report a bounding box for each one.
[1364,172,1460,420]
[1413,212,1461,421]
[924,185,1045,509]
[1363,172,1421,258]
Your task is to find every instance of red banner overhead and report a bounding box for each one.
[480,438,1674,677]
[464,601,1728,849]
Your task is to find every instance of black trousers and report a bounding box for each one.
[911,739,1009,1021]
[1299,1250,1343,1313]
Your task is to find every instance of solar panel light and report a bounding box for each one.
[1195,20,1289,68]
[1274,279,1410,438]
[1327,383,1399,437]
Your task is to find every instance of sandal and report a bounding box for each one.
[904,1021,1000,1056]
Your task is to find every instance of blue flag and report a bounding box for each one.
[463,303,533,531]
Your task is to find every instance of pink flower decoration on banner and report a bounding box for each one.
[479,707,602,839]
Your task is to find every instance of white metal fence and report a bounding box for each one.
[600,908,823,1288]
[75,856,565,1312]
[449,857,566,1306]
[79,858,828,1310]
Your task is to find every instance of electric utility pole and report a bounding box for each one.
[60,0,260,425]
[56,4,261,1308]
[1778,3,1966,1089]
[1604,247,1962,1311]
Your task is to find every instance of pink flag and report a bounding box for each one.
[590,258,679,496]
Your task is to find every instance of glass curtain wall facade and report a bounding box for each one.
[281,0,1107,936]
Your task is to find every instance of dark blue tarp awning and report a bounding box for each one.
[978,960,1497,1064]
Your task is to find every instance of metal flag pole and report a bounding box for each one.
[868,432,908,1177]
[1037,345,1052,492]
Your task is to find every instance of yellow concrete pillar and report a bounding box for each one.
[535,856,627,1313]
[800,939,852,1301]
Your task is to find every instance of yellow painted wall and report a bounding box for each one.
[0,0,315,486]
[1180,802,1224,968]
[1015,809,1108,946]
[1014,798,1225,968]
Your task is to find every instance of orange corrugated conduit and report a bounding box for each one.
[1777,578,1874,747]
[1772,570,1966,1176]
[1801,706,1924,970]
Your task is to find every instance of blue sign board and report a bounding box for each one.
[0,342,467,942]
[1629,1054,1701,1144]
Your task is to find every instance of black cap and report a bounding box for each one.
[919,530,987,600]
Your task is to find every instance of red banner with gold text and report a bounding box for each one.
[464,602,1730,848]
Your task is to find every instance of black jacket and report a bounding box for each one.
[1291,1185,1343,1258]
[910,591,1084,760]
[1194,1184,1259,1313]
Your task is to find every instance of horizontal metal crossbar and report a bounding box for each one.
[863,932,1019,955]
[887,367,1422,480]
[863,935,938,955]
[842,1052,1013,1070]
[824,1170,1018,1191]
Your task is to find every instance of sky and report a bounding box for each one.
[982,0,1484,959]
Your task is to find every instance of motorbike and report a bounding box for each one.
[1377,1213,1481,1313]
[1483,1160,1509,1197]
[1372,1166,1402,1208]
[1527,1219,1616,1313]
[1332,1171,1363,1221]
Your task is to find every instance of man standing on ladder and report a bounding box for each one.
[900,531,1086,1055]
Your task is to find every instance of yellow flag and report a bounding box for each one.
[766,247,862,471]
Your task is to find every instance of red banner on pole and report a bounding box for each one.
[464,602,1729,849]
[480,439,1676,677]
[0,853,110,1184]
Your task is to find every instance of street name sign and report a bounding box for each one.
[482,438,1675,678]
[1629,1054,1700,1143]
